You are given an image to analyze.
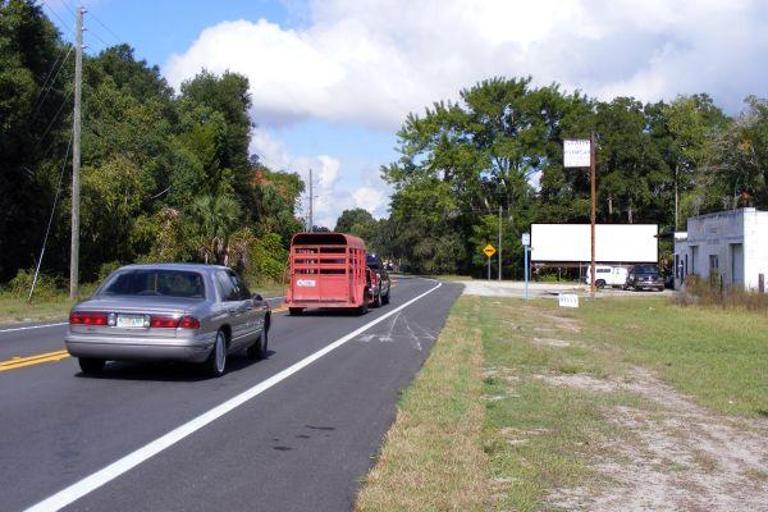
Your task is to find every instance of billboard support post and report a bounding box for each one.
[564,136,597,297]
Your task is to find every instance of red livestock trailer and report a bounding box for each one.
[284,232,372,315]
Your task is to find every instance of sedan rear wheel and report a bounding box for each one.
[247,323,269,361]
[78,357,105,375]
[205,330,228,377]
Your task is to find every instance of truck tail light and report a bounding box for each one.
[69,312,108,326]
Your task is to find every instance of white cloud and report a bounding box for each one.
[250,128,388,229]
[165,0,768,129]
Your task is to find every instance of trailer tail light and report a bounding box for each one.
[69,312,108,326]
[178,316,200,330]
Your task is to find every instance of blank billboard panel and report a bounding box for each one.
[531,224,658,263]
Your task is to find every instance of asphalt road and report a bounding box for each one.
[0,277,462,512]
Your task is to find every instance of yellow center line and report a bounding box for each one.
[0,350,70,372]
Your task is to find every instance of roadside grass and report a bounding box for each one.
[357,294,768,511]
[578,297,768,417]
[356,297,489,511]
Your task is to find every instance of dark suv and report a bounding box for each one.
[366,254,392,306]
[625,264,664,292]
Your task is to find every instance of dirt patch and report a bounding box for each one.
[541,367,768,511]
[532,337,572,348]
[537,313,582,333]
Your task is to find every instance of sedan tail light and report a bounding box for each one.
[148,315,201,329]
[69,312,109,326]
[178,316,201,330]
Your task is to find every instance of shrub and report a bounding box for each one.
[97,261,123,282]
[6,268,63,301]
[675,273,768,311]
[245,233,288,284]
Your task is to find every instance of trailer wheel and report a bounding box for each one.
[289,307,304,316]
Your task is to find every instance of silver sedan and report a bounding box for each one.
[65,263,271,377]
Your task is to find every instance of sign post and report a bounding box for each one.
[483,243,496,281]
[521,233,530,300]
[564,137,597,297]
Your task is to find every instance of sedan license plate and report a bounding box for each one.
[116,314,147,328]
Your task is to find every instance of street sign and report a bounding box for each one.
[483,244,496,258]
[521,233,530,246]
[564,139,591,167]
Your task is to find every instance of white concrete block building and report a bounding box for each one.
[674,208,768,291]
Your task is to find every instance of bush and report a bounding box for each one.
[245,233,288,284]
[97,260,123,282]
[5,268,64,301]
[676,273,768,311]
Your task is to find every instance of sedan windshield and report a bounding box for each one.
[101,270,206,299]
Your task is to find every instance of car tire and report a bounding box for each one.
[205,330,228,378]
[359,289,369,315]
[288,308,304,316]
[596,279,606,289]
[78,357,105,375]
[374,289,383,308]
[382,288,390,305]
[247,321,270,361]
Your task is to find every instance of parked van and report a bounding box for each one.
[585,265,628,288]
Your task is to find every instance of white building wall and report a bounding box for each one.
[744,209,768,291]
[676,208,768,291]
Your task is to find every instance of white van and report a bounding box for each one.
[585,265,628,288]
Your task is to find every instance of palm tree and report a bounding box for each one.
[188,193,242,264]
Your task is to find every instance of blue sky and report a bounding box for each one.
[43,0,768,228]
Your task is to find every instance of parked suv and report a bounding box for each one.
[625,264,664,291]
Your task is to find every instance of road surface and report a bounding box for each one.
[0,277,461,512]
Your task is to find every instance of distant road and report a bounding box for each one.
[0,277,461,512]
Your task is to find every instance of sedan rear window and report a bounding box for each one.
[101,270,206,299]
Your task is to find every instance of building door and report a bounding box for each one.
[731,243,744,286]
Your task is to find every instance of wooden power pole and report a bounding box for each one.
[498,205,502,280]
[590,132,597,297]
[308,168,313,232]
[70,5,83,299]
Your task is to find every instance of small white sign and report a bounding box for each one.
[558,293,580,308]
[296,279,317,288]
[563,139,591,168]
[521,233,530,246]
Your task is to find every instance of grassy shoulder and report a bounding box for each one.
[356,297,490,511]
[356,294,768,511]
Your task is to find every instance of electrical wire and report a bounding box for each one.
[28,134,73,302]
[34,88,73,149]
[32,45,73,117]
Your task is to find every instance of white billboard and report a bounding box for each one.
[563,139,591,167]
[531,224,658,263]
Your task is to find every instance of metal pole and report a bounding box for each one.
[487,255,491,280]
[308,168,313,232]
[590,132,597,297]
[524,246,529,300]
[498,205,502,280]
[70,5,83,299]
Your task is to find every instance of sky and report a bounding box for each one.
[43,0,768,228]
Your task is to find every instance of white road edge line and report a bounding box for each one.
[0,322,67,334]
[25,280,443,512]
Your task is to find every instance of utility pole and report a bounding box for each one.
[498,205,502,280]
[590,132,597,297]
[70,5,83,299]
[308,168,314,232]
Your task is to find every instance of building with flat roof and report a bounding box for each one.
[674,208,768,291]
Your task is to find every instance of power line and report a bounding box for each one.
[43,2,74,40]
[34,88,73,148]
[88,8,123,44]
[32,44,73,116]
[28,134,73,302]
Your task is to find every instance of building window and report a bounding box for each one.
[709,254,719,270]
